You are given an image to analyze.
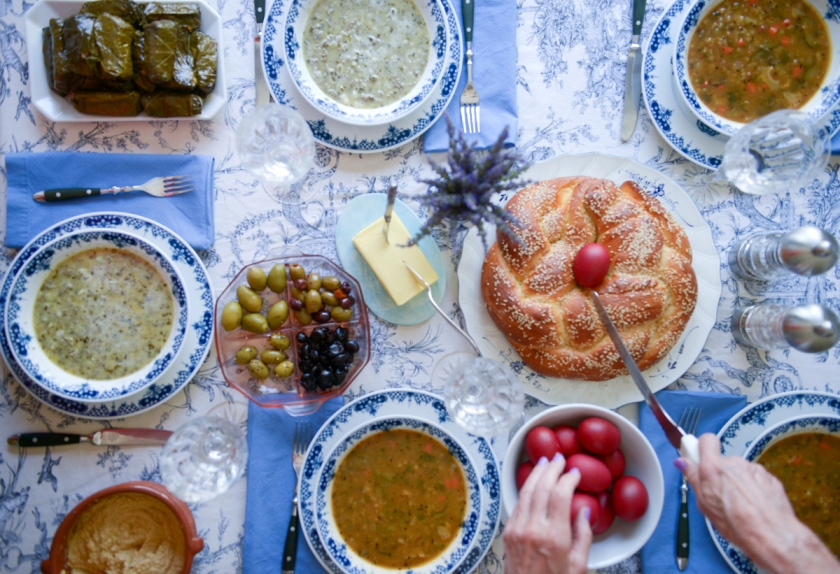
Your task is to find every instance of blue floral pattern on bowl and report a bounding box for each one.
[743,414,840,463]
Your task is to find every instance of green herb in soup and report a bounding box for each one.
[687,0,831,123]
[302,0,430,109]
[757,432,840,556]
[33,247,174,380]
[330,428,467,569]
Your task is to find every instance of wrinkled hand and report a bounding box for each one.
[678,433,839,574]
[503,455,592,574]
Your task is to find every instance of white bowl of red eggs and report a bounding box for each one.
[502,404,664,569]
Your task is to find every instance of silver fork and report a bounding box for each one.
[33,175,196,203]
[282,422,312,574]
[459,0,480,133]
[676,407,701,571]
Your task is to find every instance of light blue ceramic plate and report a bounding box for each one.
[335,193,446,326]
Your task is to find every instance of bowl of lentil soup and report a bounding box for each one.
[314,416,481,574]
[673,0,840,136]
[743,414,840,558]
[283,0,449,126]
[5,229,189,404]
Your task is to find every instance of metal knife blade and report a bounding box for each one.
[382,186,397,245]
[8,429,172,448]
[620,0,646,141]
[254,0,270,106]
[589,291,699,462]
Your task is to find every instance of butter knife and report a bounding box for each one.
[382,186,397,245]
[254,0,270,106]
[589,291,699,462]
[620,0,646,141]
[8,428,173,447]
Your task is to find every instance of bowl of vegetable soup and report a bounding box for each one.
[315,416,481,574]
[673,0,840,136]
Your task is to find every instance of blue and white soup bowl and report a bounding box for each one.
[315,416,482,574]
[284,0,448,126]
[5,229,189,404]
[744,414,840,463]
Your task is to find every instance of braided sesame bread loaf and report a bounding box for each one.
[480,176,697,381]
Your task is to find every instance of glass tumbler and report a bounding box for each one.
[712,109,829,195]
[236,103,316,200]
[160,415,247,503]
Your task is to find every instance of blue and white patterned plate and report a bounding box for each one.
[299,389,501,574]
[6,230,189,403]
[712,391,840,574]
[744,414,840,463]
[315,416,481,574]
[643,0,840,168]
[458,153,721,409]
[284,0,448,126]
[0,213,214,419]
[262,0,462,153]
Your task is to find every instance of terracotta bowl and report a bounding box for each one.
[41,481,204,574]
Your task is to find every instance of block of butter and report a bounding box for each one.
[352,214,439,306]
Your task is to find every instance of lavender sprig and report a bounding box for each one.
[411,118,530,250]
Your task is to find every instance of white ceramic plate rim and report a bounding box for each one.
[24,0,227,122]
[262,0,462,153]
[6,229,188,402]
[458,152,721,409]
[711,391,840,574]
[743,413,840,462]
[298,389,501,574]
[0,212,214,419]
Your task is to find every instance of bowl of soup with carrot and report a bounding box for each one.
[744,414,840,558]
[315,416,481,573]
[673,0,840,136]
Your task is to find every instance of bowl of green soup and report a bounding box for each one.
[5,229,189,404]
[315,416,481,573]
[283,0,449,126]
[673,0,840,136]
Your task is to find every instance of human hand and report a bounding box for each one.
[503,454,592,574]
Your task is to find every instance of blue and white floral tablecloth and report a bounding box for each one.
[1,0,839,573]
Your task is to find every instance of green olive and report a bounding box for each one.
[241,313,269,333]
[260,349,286,364]
[274,360,295,378]
[248,359,270,380]
[320,291,339,307]
[321,275,341,291]
[291,286,305,301]
[305,289,323,314]
[236,285,263,313]
[221,301,243,331]
[267,300,290,329]
[294,308,313,325]
[234,345,258,364]
[330,306,353,322]
[269,333,291,350]
[247,267,268,291]
[306,272,322,291]
[267,264,287,293]
[289,263,306,281]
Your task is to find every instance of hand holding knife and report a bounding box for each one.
[620,0,647,141]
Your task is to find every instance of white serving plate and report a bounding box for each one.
[24,0,227,122]
[458,152,721,409]
[6,229,188,403]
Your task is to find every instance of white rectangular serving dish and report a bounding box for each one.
[25,0,227,122]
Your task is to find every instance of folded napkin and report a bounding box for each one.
[5,152,215,251]
[422,0,517,152]
[243,399,344,574]
[639,391,747,574]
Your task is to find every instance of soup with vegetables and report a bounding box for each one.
[330,429,467,569]
[687,0,831,123]
[757,432,840,556]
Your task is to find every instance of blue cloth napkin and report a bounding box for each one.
[639,391,747,574]
[831,131,840,154]
[422,0,517,152]
[5,152,215,251]
[243,399,344,574]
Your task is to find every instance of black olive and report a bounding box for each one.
[317,369,335,388]
[308,349,320,362]
[325,330,336,344]
[314,327,329,339]
[330,354,346,368]
[310,329,323,343]
[340,281,352,294]
[289,298,304,311]
[334,369,347,384]
[298,359,311,372]
[294,278,308,291]
[335,327,349,342]
[313,310,331,323]
[327,341,344,357]
[301,372,315,391]
[340,296,355,308]
[296,332,308,344]
[343,353,354,365]
[345,340,360,354]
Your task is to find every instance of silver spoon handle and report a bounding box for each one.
[425,289,481,356]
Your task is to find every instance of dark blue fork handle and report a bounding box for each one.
[282,503,299,573]
[33,188,103,202]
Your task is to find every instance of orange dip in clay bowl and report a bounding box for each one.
[41,481,203,574]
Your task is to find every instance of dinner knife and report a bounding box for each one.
[589,291,699,462]
[8,428,173,447]
[620,0,646,141]
[254,0,271,106]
